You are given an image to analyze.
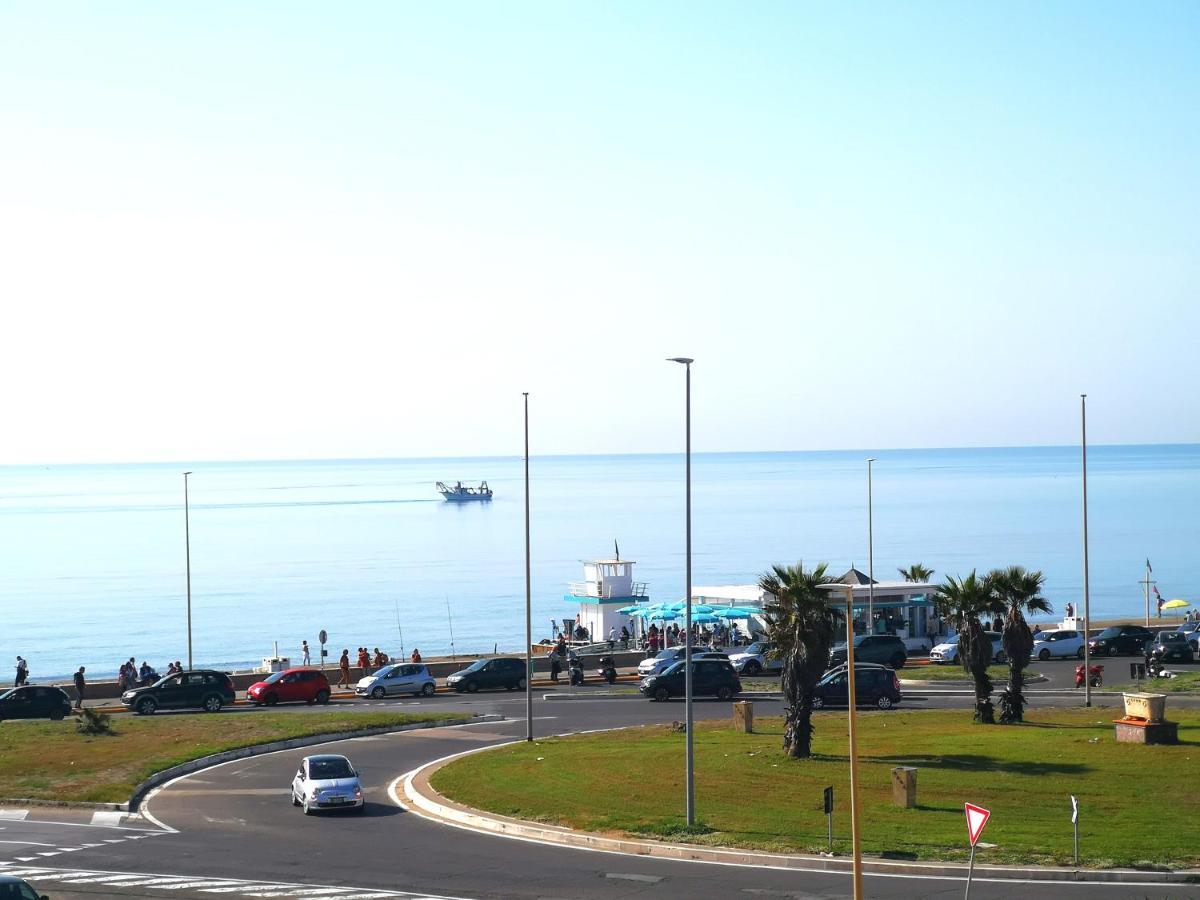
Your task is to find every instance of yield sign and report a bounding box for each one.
[964,803,991,846]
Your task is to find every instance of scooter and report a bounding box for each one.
[1074,663,1103,688]
[597,655,617,685]
[568,658,584,686]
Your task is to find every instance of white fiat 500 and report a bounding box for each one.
[291,754,364,815]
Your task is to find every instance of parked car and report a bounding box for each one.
[0,873,48,899]
[356,663,437,698]
[1088,625,1154,657]
[1032,629,1085,660]
[928,633,1005,665]
[1146,631,1195,664]
[728,642,782,676]
[121,669,236,715]
[445,657,527,693]
[247,668,331,706]
[828,634,908,669]
[0,685,72,722]
[290,754,364,815]
[811,666,903,710]
[637,648,727,678]
[640,658,741,702]
[1174,621,1200,654]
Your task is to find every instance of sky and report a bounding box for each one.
[0,2,1196,464]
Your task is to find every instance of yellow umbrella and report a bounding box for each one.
[1162,598,1190,610]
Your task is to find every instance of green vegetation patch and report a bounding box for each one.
[0,710,457,804]
[900,665,1018,682]
[1114,671,1200,694]
[432,708,1200,869]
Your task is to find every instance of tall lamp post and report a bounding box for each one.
[523,393,533,741]
[867,458,876,630]
[668,356,695,826]
[183,471,194,671]
[1081,394,1091,707]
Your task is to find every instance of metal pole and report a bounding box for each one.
[668,357,695,826]
[1073,816,1079,867]
[844,586,864,900]
[964,843,977,900]
[867,458,876,631]
[1081,394,1091,707]
[524,393,533,742]
[183,471,193,670]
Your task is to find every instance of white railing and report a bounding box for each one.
[568,581,650,599]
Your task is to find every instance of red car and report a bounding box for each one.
[247,668,331,706]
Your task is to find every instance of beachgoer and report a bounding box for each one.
[338,650,351,687]
[373,647,385,668]
[301,641,311,666]
[357,647,370,674]
[73,666,86,710]
[410,648,422,663]
[731,623,740,645]
[620,625,630,648]
[548,647,561,682]
[15,656,28,687]
[1032,625,1041,637]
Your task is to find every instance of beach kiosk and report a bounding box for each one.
[565,557,648,643]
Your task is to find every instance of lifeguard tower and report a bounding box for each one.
[565,556,648,642]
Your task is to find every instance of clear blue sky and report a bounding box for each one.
[0,3,1196,462]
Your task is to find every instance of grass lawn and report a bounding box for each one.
[900,665,1019,682]
[432,708,1200,869]
[0,710,457,804]
[1114,671,1200,693]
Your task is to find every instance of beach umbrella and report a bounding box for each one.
[616,605,644,615]
[713,607,757,619]
[691,612,722,624]
[668,602,714,613]
[1163,599,1190,611]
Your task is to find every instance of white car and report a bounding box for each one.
[928,633,1006,664]
[1032,629,1085,660]
[728,642,782,675]
[291,754,364,815]
[355,663,436,698]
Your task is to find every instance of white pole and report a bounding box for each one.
[524,392,533,742]
[183,471,193,670]
[1081,394,1092,708]
[867,458,876,631]
[668,356,695,826]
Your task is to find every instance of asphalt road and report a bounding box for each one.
[2,681,1197,900]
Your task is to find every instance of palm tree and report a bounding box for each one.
[988,566,1051,723]
[897,563,934,583]
[935,571,1002,723]
[759,562,838,758]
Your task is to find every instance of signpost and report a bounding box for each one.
[319,629,328,675]
[963,803,991,899]
[1071,795,1079,866]
[823,786,834,851]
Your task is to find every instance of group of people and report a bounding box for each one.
[545,636,581,682]
[117,658,174,690]
[642,621,743,655]
[334,646,422,687]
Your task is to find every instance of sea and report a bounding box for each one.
[1,445,1196,682]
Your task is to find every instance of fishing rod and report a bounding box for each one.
[446,596,457,662]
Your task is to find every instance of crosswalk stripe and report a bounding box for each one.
[90,810,127,827]
[0,810,29,821]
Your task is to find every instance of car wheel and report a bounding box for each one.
[716,686,733,701]
[1038,649,1051,661]
[202,694,223,713]
[302,797,313,816]
[517,677,527,691]
[812,695,825,710]
[995,651,1007,664]
[654,687,670,702]
[356,802,366,815]
[1108,646,1119,657]
[291,790,301,807]
[1077,647,1086,659]
[890,653,906,669]
[877,695,894,710]
[371,686,386,699]
[137,697,157,716]
[744,660,762,675]
[50,709,65,721]
[264,693,278,707]
[421,682,436,697]
[315,689,330,705]
[466,680,479,693]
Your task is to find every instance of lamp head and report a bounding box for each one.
[867,457,877,463]
[183,471,193,476]
[667,357,694,365]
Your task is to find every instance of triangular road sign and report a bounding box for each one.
[965,803,991,846]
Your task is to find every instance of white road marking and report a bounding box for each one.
[91,810,127,826]
[0,811,29,821]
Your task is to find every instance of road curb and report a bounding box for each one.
[400,739,1200,885]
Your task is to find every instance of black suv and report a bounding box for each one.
[828,635,907,669]
[0,685,72,721]
[445,657,527,693]
[640,658,741,702]
[121,670,236,715]
[812,666,902,710]
[1146,632,1195,664]
[1088,625,1153,657]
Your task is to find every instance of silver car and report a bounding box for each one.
[729,642,782,675]
[355,663,436,699]
[291,754,364,815]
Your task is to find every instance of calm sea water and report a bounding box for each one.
[1,446,1196,681]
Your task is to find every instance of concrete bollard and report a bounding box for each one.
[733,701,754,733]
[891,766,917,808]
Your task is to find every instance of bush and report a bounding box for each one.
[76,708,114,736]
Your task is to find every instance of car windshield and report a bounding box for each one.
[938,635,960,646]
[655,650,676,660]
[462,659,488,673]
[1158,633,1180,642]
[660,661,684,676]
[374,665,398,678]
[309,758,355,779]
[1097,627,1122,639]
[0,689,13,701]
[262,671,285,684]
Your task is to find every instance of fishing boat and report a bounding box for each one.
[436,481,493,502]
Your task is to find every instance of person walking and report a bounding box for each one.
[73,666,86,710]
[15,656,28,687]
[547,646,561,683]
[338,650,351,688]
[301,641,311,666]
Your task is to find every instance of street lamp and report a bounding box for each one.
[667,356,695,826]
[183,471,194,671]
[867,458,876,630]
[1081,395,1091,707]
[523,392,533,741]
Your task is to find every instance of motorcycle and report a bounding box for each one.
[1074,663,1103,688]
[596,655,617,685]
[568,658,584,686]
